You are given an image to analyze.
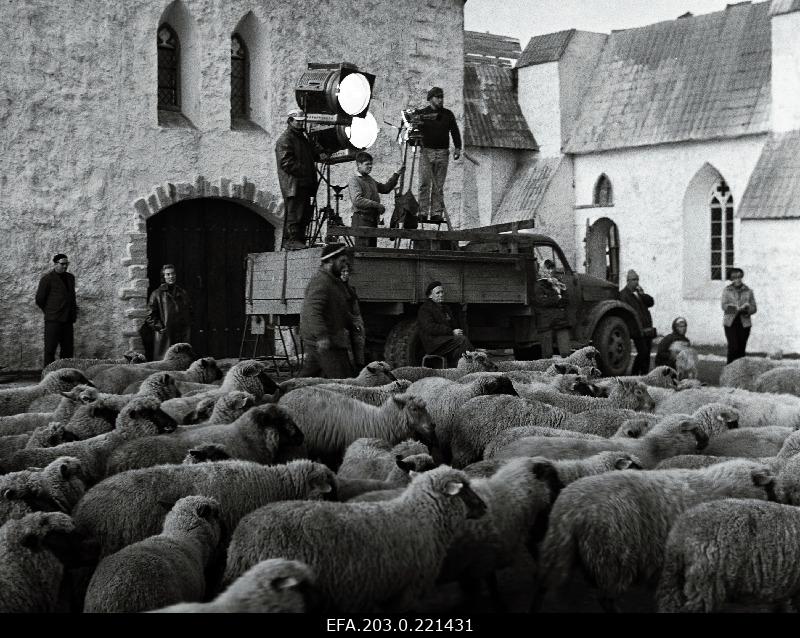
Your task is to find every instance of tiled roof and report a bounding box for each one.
[492,156,562,225]
[517,30,576,68]
[738,131,800,219]
[463,64,538,150]
[464,30,521,67]
[564,1,772,154]
[769,0,800,16]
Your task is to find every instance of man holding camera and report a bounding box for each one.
[620,269,655,374]
[348,151,403,248]
[417,86,462,223]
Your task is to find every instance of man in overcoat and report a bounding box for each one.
[619,269,655,375]
[35,253,78,366]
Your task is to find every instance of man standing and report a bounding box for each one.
[298,243,356,378]
[275,108,323,249]
[35,253,78,366]
[417,86,462,223]
[619,269,655,375]
[145,264,192,361]
[348,151,403,248]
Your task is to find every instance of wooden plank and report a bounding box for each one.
[328,225,510,242]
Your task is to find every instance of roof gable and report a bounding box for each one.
[738,131,800,219]
[564,1,772,154]
[492,156,562,225]
[517,30,576,68]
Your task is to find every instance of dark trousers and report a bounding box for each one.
[631,337,653,375]
[351,210,378,248]
[284,191,315,243]
[44,320,74,366]
[725,316,751,364]
[298,341,353,379]
[431,334,472,368]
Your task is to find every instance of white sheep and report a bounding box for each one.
[42,351,145,378]
[0,369,94,416]
[753,366,800,397]
[150,559,317,613]
[1,422,79,462]
[515,379,655,415]
[391,351,499,382]
[278,388,436,469]
[137,342,196,371]
[0,384,95,436]
[657,498,800,612]
[463,452,644,484]
[702,425,797,457]
[83,495,223,613]
[535,460,778,612]
[595,366,679,391]
[120,357,223,394]
[73,459,337,558]
[181,391,256,425]
[718,356,784,390]
[307,379,412,407]
[279,361,397,392]
[222,465,486,613]
[492,346,599,372]
[337,437,435,482]
[675,347,699,381]
[182,443,232,464]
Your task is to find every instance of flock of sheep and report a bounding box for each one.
[2,342,800,613]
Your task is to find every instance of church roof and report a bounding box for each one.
[517,30,576,68]
[769,0,800,16]
[564,1,772,154]
[463,64,538,150]
[738,131,800,219]
[491,156,562,225]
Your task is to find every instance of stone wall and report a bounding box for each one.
[0,0,466,367]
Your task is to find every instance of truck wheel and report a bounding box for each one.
[384,318,425,368]
[593,316,631,376]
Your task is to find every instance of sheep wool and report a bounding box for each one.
[0,369,93,417]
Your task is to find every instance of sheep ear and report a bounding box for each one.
[679,420,698,432]
[157,498,178,511]
[615,457,634,470]
[444,481,463,496]
[554,363,569,374]
[395,455,412,473]
[20,532,43,550]
[200,359,209,368]
[623,427,640,439]
[273,576,300,591]
[196,503,216,520]
[61,430,79,443]
[391,394,408,407]
[751,468,774,487]
[312,476,333,494]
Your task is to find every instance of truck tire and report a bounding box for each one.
[593,316,631,376]
[384,318,425,368]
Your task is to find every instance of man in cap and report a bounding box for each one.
[619,269,655,375]
[417,86,462,223]
[275,108,326,249]
[348,151,403,248]
[35,253,78,366]
[298,243,356,378]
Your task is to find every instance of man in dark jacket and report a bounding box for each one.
[417,281,471,367]
[417,86,462,223]
[619,269,655,375]
[275,108,324,249]
[298,244,355,378]
[144,264,192,361]
[35,253,78,366]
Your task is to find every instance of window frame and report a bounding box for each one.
[157,23,181,112]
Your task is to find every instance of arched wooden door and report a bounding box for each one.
[585,217,620,285]
[146,198,275,359]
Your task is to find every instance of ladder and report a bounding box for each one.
[239,315,303,379]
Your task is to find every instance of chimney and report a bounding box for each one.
[770,1,800,132]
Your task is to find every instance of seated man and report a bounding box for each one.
[416,281,471,367]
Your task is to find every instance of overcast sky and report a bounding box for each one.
[464,0,734,47]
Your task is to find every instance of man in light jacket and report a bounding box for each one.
[721,267,757,364]
[348,151,403,248]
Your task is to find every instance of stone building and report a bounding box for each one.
[473,1,800,353]
[0,0,467,367]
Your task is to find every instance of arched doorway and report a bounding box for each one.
[585,217,620,285]
[145,198,275,358]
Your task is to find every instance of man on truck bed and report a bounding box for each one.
[298,244,356,378]
[348,151,403,248]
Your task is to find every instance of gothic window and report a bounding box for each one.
[231,34,249,120]
[710,178,734,280]
[593,174,613,206]
[157,24,180,111]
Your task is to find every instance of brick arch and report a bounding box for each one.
[119,176,284,351]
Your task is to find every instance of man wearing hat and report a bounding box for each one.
[619,269,655,375]
[298,243,356,378]
[417,86,462,223]
[275,108,325,249]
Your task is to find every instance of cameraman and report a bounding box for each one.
[417,86,462,223]
[619,269,656,374]
[348,151,403,248]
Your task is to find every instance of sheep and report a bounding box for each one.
[558,408,660,438]
[391,351,498,382]
[515,379,655,415]
[535,460,778,612]
[159,360,278,424]
[222,465,486,613]
[657,499,800,612]
[702,426,797,458]
[182,443,232,464]
[753,366,800,397]
[120,357,223,395]
[719,356,784,390]
[150,558,317,613]
[104,403,304,474]
[183,391,257,426]
[0,511,82,612]
[655,386,800,429]
[42,351,146,379]
[0,422,79,463]
[675,348,699,381]
[0,369,94,417]
[595,366,678,391]
[2,396,178,480]
[279,361,397,392]
[405,375,518,456]
[337,438,435,481]
[307,379,412,407]
[138,342,196,371]
[463,451,643,484]
[482,426,604,462]
[334,459,421,502]
[83,495,223,613]
[437,457,563,610]
[0,456,86,525]
[278,389,436,469]
[492,345,599,372]
[487,416,709,469]
[457,363,583,386]
[72,459,337,558]
[0,384,98,437]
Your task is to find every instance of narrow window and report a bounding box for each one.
[710,178,734,280]
[593,174,613,206]
[231,34,249,120]
[157,24,180,111]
